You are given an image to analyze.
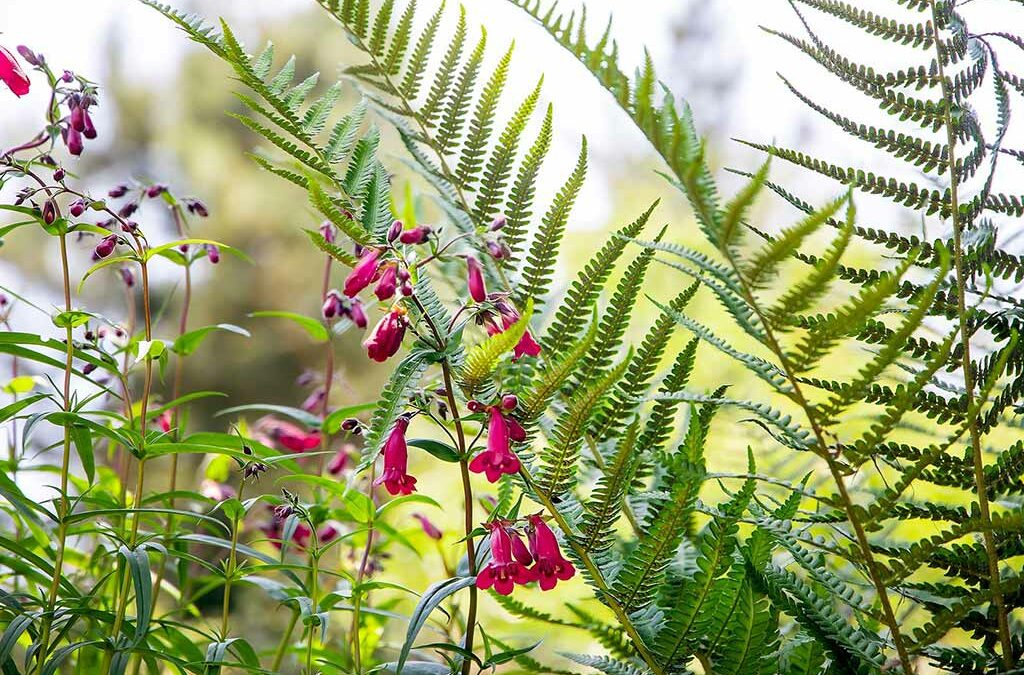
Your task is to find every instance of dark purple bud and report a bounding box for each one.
[16,46,40,67]
[63,126,83,156]
[70,103,86,132]
[119,268,134,287]
[341,418,360,432]
[398,224,431,245]
[185,198,208,217]
[108,184,129,199]
[319,220,335,244]
[273,504,294,519]
[486,240,506,260]
[118,202,138,218]
[121,221,138,234]
[178,243,189,253]
[204,244,220,264]
[322,290,343,319]
[81,111,96,140]
[489,215,507,232]
[82,362,97,375]
[501,394,518,410]
[68,199,87,217]
[387,219,403,243]
[353,243,365,258]
[53,168,65,182]
[95,234,117,258]
[146,184,167,199]
[467,400,485,413]
[397,268,410,282]
[84,330,94,341]
[348,298,368,328]
[437,401,448,419]
[42,200,57,225]
[400,282,413,297]
[61,69,74,83]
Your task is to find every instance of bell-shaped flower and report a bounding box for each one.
[475,521,536,595]
[374,264,398,301]
[527,514,576,591]
[374,416,416,495]
[343,247,382,297]
[261,418,321,453]
[364,306,407,362]
[0,46,30,97]
[468,407,521,483]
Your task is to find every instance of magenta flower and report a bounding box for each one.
[0,46,30,97]
[204,244,220,264]
[412,512,443,540]
[374,264,398,301]
[484,298,541,360]
[466,257,486,303]
[318,521,341,544]
[469,407,521,482]
[476,521,536,596]
[348,298,368,329]
[327,447,350,475]
[199,479,236,502]
[527,514,576,591]
[398,225,431,245]
[63,126,84,156]
[262,419,321,453]
[374,416,416,496]
[322,290,343,319]
[364,307,407,362]
[343,247,382,297]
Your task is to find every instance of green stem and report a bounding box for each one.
[271,611,299,672]
[350,465,376,674]
[220,481,245,639]
[926,3,1013,667]
[305,529,321,675]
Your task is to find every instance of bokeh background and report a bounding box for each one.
[3,0,1023,671]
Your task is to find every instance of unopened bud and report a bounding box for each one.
[53,168,65,182]
[61,70,74,83]
[118,202,138,219]
[341,417,360,431]
[16,46,41,67]
[94,234,117,258]
[146,184,167,199]
[83,362,97,375]
[319,220,335,244]
[108,184,129,198]
[348,298,368,328]
[63,126,83,156]
[489,215,507,231]
[400,282,413,297]
[501,394,518,410]
[466,400,485,413]
[486,240,506,260]
[119,268,134,287]
[185,198,208,217]
[204,244,220,264]
[81,111,97,140]
[322,290,343,319]
[398,224,431,245]
[42,200,57,225]
[68,199,87,217]
[70,101,86,132]
[387,219,403,243]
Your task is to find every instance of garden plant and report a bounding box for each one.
[1,0,1023,673]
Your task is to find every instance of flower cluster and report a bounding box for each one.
[467,395,525,482]
[476,515,576,596]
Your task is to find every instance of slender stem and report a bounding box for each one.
[33,229,75,675]
[350,466,376,674]
[271,611,300,672]
[220,482,245,638]
[317,253,335,481]
[305,529,321,675]
[927,3,1013,666]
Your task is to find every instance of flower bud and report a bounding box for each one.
[467,400,485,413]
[341,418,361,431]
[118,202,138,218]
[82,362,97,375]
[400,282,413,297]
[319,220,335,244]
[146,184,167,199]
[413,513,443,540]
[53,168,65,182]
[327,448,350,475]
[16,46,40,67]
[204,243,220,264]
[374,264,398,301]
[70,101,86,132]
[119,268,134,287]
[94,234,117,258]
[42,200,57,225]
[322,290,343,319]
[398,224,431,245]
[81,111,97,140]
[273,504,294,520]
[68,199,87,217]
[387,219,403,243]
[61,70,74,83]
[108,184,129,198]
[489,215,507,231]
[466,256,486,302]
[185,198,208,217]
[122,221,138,234]
[501,394,518,410]
[486,240,506,260]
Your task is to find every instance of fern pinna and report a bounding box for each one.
[508,0,1024,672]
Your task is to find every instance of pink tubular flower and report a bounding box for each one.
[200,479,236,502]
[484,298,541,360]
[322,290,343,319]
[364,306,407,362]
[412,512,443,540]
[348,298,368,329]
[343,248,381,297]
[476,521,536,595]
[0,46,30,97]
[318,521,341,544]
[374,416,416,496]
[327,446,350,475]
[374,264,398,301]
[63,126,84,156]
[469,407,521,483]
[466,257,486,303]
[261,418,321,453]
[398,224,431,245]
[527,514,576,591]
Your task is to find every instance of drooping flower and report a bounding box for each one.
[343,247,381,297]
[483,297,541,360]
[412,512,443,540]
[475,521,536,596]
[318,521,341,544]
[63,126,83,156]
[0,46,31,97]
[200,478,236,502]
[526,514,576,591]
[374,264,398,301]
[469,406,521,483]
[322,289,343,319]
[374,416,416,495]
[260,418,322,453]
[466,256,486,303]
[364,306,407,362]
[327,446,350,475]
[348,298,368,329]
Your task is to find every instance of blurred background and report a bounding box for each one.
[3,0,1023,670]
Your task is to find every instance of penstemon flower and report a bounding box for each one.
[483,296,542,360]
[526,514,576,591]
[374,264,398,301]
[468,404,522,482]
[374,415,416,495]
[412,512,442,540]
[465,256,486,303]
[343,247,382,297]
[398,224,431,245]
[259,418,322,453]
[475,520,536,596]
[0,45,30,96]
[364,306,408,362]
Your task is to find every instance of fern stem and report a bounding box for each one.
[725,249,915,674]
[517,468,667,675]
[926,2,1014,666]
[583,433,641,535]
